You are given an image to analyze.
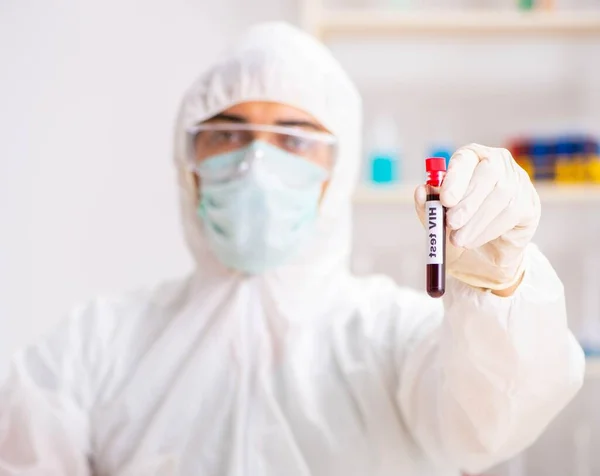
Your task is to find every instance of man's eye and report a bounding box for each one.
[211,131,244,144]
[283,135,311,153]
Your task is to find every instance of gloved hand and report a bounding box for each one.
[414,144,541,291]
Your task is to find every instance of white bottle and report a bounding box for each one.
[366,114,402,187]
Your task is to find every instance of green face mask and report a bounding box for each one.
[197,141,329,274]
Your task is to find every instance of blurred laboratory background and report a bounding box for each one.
[1,0,600,475]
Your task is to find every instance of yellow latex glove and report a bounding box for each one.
[415,144,541,291]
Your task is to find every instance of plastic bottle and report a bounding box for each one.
[428,145,453,171]
[555,137,575,183]
[531,140,554,181]
[537,0,555,9]
[509,139,535,181]
[572,137,588,183]
[585,138,600,183]
[366,115,401,187]
[518,0,535,10]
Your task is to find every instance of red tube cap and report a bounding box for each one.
[426,157,447,172]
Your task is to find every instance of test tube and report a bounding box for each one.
[425,157,447,298]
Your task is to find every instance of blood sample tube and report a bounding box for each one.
[425,157,447,298]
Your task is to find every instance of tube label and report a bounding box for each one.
[426,200,444,265]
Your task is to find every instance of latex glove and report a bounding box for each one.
[415,144,541,291]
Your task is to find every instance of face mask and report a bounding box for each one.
[197,141,329,274]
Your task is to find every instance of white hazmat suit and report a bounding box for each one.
[0,22,585,476]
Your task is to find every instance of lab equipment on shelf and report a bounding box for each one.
[518,0,535,10]
[366,115,402,187]
[428,145,453,170]
[508,135,600,184]
[517,0,555,10]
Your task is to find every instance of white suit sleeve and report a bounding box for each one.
[0,306,94,475]
[397,245,585,474]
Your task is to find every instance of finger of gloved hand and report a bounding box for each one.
[450,185,513,248]
[414,184,427,226]
[446,158,499,231]
[415,183,464,264]
[466,204,519,249]
[440,147,480,208]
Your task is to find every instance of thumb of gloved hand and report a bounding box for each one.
[414,144,541,291]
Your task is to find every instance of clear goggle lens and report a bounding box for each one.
[187,123,337,183]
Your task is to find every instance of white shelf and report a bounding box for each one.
[318,10,600,37]
[354,184,416,205]
[586,357,600,379]
[354,183,600,205]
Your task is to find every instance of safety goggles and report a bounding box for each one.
[186,123,337,178]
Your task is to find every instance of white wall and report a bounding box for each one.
[0,0,295,367]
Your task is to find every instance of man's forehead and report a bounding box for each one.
[203,101,327,132]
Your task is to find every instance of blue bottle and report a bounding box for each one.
[367,115,401,186]
[370,152,398,185]
[428,145,453,170]
[530,140,554,181]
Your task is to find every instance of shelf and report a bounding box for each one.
[353,183,600,205]
[586,357,600,379]
[354,184,416,205]
[318,10,600,37]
